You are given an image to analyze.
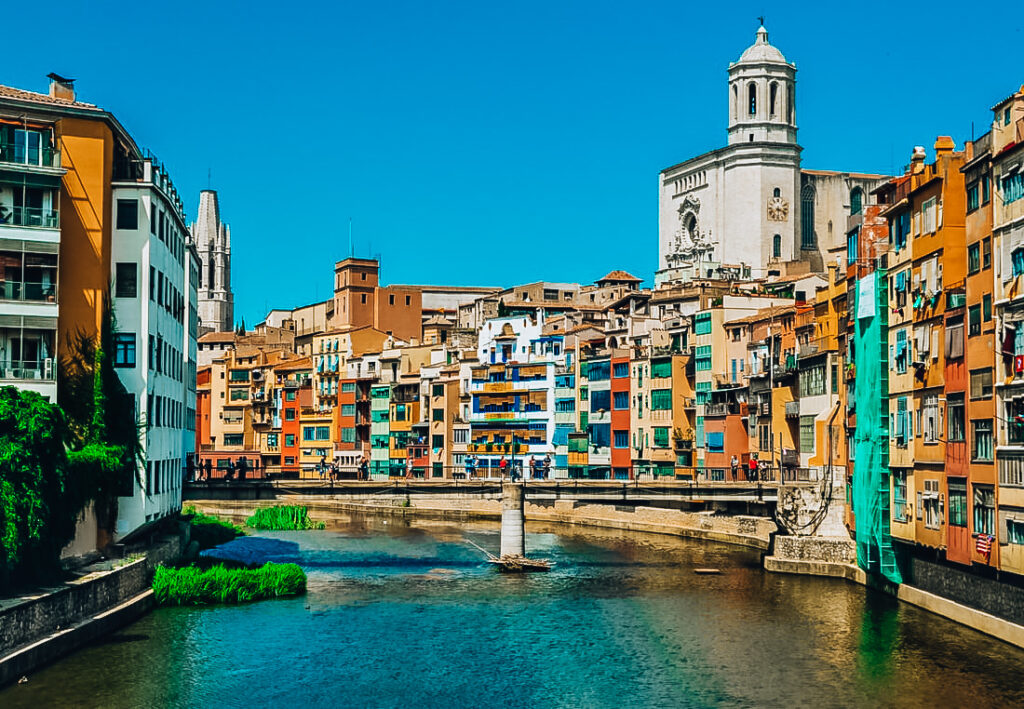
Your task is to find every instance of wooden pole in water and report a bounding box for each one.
[500,482,525,558]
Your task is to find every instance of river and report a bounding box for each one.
[3,515,1023,708]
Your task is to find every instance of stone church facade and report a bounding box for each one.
[190,189,234,334]
[657,26,887,284]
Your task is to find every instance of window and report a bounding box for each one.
[974,485,995,535]
[799,364,826,397]
[284,456,295,465]
[983,236,991,269]
[613,391,629,410]
[653,427,669,448]
[389,294,395,305]
[706,430,724,452]
[921,197,936,233]
[967,183,979,212]
[947,394,965,442]
[613,430,629,449]
[969,305,981,336]
[651,359,672,379]
[891,211,909,252]
[968,243,980,274]
[341,404,356,417]
[432,384,444,397]
[799,416,815,453]
[224,434,244,447]
[229,388,248,401]
[585,361,610,381]
[229,369,250,382]
[405,295,411,306]
[555,398,576,413]
[116,199,138,230]
[267,433,279,447]
[361,293,367,304]
[341,382,356,393]
[894,328,908,373]
[431,434,443,449]
[923,479,941,530]
[1008,517,1024,545]
[773,234,782,259]
[769,82,777,116]
[285,390,296,402]
[432,408,444,421]
[284,434,295,447]
[651,389,672,410]
[115,262,137,298]
[972,419,993,461]
[695,312,712,335]
[302,427,316,442]
[1003,173,1024,205]
[613,362,629,378]
[1015,248,1024,277]
[983,294,992,323]
[948,479,968,527]
[850,188,863,215]
[970,368,993,400]
[453,428,468,444]
[982,176,991,204]
[801,185,815,249]
[341,428,356,443]
[923,394,940,443]
[113,333,135,368]
[945,317,963,359]
[893,470,908,521]
[590,389,611,412]
[285,408,296,421]
[748,83,756,115]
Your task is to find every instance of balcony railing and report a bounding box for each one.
[0,142,60,168]
[0,281,57,302]
[1,359,54,380]
[0,207,60,229]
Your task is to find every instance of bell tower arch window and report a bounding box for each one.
[769,82,778,117]
[773,234,782,259]
[748,83,757,116]
[732,84,738,120]
[801,185,816,249]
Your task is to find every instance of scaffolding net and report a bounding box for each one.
[853,270,902,583]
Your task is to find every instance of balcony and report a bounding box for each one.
[0,358,55,381]
[0,281,57,303]
[798,342,819,359]
[0,137,61,170]
[705,401,741,416]
[0,207,60,233]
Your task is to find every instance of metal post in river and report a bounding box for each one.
[500,482,525,558]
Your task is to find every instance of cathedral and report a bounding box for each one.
[657,25,887,284]
[191,189,235,334]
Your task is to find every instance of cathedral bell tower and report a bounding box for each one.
[727,25,797,145]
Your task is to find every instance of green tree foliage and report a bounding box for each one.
[0,388,78,588]
[183,506,245,550]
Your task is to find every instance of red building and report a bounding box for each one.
[610,354,632,478]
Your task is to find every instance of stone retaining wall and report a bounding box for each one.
[0,534,183,687]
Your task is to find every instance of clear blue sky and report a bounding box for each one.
[5,2,1022,326]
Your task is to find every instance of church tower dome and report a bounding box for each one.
[727,25,797,145]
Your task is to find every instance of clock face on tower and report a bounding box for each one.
[768,196,789,221]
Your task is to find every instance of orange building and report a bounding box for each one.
[330,258,422,342]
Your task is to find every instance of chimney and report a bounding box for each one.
[47,73,75,102]
[934,135,955,156]
[910,146,926,175]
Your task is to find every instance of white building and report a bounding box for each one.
[191,189,234,334]
[110,156,198,535]
[658,25,886,285]
[0,120,61,400]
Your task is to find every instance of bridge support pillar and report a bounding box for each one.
[500,483,525,558]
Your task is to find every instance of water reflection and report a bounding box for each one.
[3,516,1024,708]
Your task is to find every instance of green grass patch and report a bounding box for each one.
[152,562,306,606]
[184,505,246,549]
[245,505,325,531]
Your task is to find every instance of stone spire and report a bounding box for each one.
[190,190,234,334]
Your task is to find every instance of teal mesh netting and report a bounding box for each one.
[853,270,903,584]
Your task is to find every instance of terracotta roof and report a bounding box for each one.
[597,270,642,283]
[0,84,100,110]
[724,305,796,326]
[274,357,312,372]
[199,331,237,344]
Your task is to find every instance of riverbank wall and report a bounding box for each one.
[0,534,184,688]
[765,535,1024,649]
[193,496,778,550]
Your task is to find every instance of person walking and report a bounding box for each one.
[204,458,212,481]
[748,455,759,482]
[498,455,508,479]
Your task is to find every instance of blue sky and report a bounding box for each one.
[5,2,1022,325]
